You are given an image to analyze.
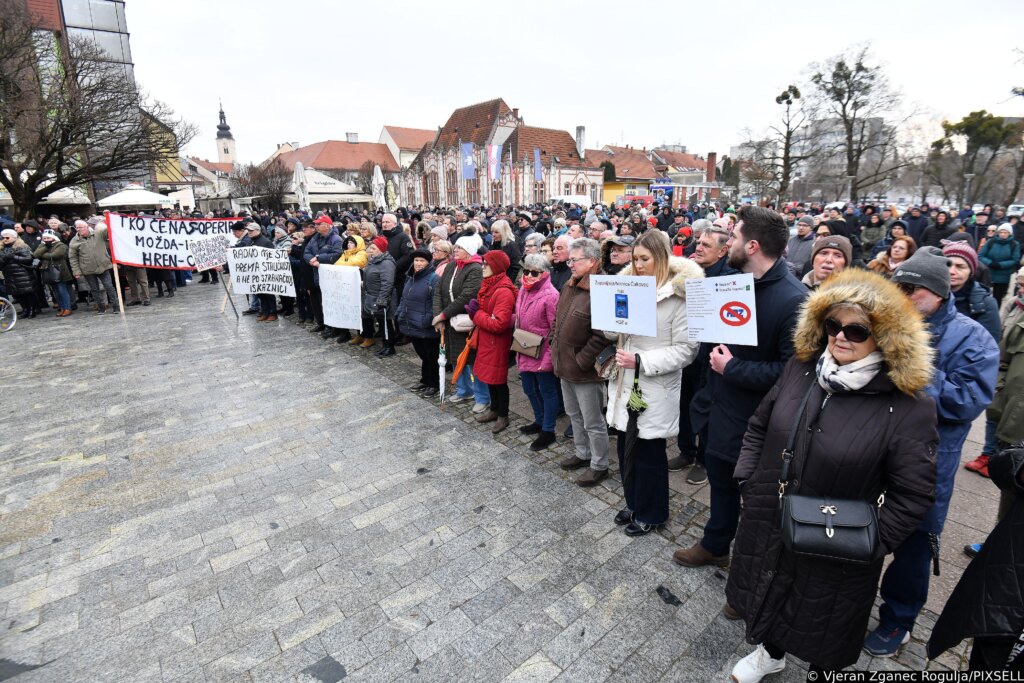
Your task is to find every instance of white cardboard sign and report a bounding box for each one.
[187,234,230,272]
[319,264,363,329]
[589,275,658,337]
[106,212,239,270]
[685,273,758,346]
[226,247,296,297]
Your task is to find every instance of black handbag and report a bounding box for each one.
[777,383,883,565]
[41,263,61,284]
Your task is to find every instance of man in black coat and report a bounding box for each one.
[381,212,414,298]
[674,206,807,575]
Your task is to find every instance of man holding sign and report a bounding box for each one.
[673,206,806,587]
[243,224,279,322]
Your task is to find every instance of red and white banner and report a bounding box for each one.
[106,211,241,270]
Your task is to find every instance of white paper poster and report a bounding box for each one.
[685,273,758,346]
[187,234,230,272]
[589,275,658,337]
[319,264,363,329]
[226,247,296,297]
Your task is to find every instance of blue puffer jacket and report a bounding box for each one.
[303,231,343,285]
[979,235,1021,285]
[397,265,439,339]
[920,297,999,534]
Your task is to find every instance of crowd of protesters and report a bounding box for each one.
[3,197,1024,675]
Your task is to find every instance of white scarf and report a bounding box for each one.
[816,348,885,392]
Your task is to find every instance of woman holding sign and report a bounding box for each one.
[606,230,703,536]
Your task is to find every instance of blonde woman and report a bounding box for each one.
[489,219,522,282]
[606,230,703,536]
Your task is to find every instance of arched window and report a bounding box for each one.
[445,168,458,207]
[465,178,480,205]
[425,171,439,205]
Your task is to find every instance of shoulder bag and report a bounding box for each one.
[778,383,882,565]
[510,296,543,358]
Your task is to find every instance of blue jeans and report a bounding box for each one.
[700,452,741,557]
[456,365,490,404]
[54,282,71,311]
[520,371,559,432]
[983,418,999,456]
[878,529,932,632]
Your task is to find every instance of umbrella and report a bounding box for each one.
[437,342,447,406]
[619,354,648,493]
[451,329,477,389]
[382,306,389,342]
[294,162,309,211]
[371,165,386,210]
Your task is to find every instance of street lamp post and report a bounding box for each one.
[963,173,976,207]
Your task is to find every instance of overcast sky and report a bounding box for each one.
[127,0,1023,165]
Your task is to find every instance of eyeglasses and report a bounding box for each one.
[566,257,591,266]
[522,269,543,277]
[896,282,920,296]
[824,317,872,343]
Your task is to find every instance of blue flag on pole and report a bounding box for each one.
[461,143,476,180]
[533,148,542,182]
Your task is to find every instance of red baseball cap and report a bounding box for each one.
[314,215,333,226]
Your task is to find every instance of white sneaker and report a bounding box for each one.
[448,394,472,404]
[731,644,786,683]
[471,402,490,414]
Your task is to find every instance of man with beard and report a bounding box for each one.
[673,206,807,599]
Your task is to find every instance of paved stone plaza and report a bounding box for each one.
[0,283,996,681]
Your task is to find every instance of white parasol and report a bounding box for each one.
[293,162,309,211]
[371,165,386,210]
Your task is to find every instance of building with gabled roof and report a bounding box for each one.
[379,126,435,169]
[398,99,602,207]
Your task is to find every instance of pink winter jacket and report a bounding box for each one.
[514,274,560,372]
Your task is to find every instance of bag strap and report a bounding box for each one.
[778,380,815,499]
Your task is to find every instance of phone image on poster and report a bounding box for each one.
[615,294,628,319]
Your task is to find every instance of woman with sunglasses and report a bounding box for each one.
[727,268,938,681]
[513,253,561,450]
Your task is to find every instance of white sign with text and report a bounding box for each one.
[226,247,296,297]
[318,264,363,329]
[589,275,658,337]
[685,273,758,346]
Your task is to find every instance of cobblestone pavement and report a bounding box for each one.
[0,283,991,681]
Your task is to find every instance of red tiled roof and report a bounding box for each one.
[506,126,594,168]
[276,141,399,173]
[652,150,706,172]
[188,157,233,174]
[383,126,436,151]
[432,99,512,149]
[585,146,657,180]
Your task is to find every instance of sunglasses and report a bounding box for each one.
[824,317,872,343]
[521,269,543,277]
[896,282,920,296]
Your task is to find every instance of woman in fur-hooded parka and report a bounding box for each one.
[726,268,939,670]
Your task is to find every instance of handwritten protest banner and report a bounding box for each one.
[187,234,231,271]
[685,273,757,346]
[318,264,363,329]
[106,212,240,269]
[226,247,296,297]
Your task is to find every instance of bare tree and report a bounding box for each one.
[229,162,292,212]
[0,0,197,219]
[742,86,823,204]
[355,160,375,194]
[809,46,913,202]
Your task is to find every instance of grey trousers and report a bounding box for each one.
[83,270,115,307]
[561,380,610,471]
[123,266,150,303]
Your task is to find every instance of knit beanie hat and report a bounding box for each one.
[430,226,448,241]
[891,246,951,299]
[483,249,511,275]
[372,236,389,253]
[942,241,978,277]
[454,234,482,256]
[42,229,59,241]
[811,235,852,265]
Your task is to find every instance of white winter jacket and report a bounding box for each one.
[605,256,702,439]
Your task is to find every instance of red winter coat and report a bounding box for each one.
[471,274,517,384]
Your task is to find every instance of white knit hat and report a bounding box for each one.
[454,234,482,255]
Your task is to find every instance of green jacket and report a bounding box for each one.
[33,241,74,283]
[68,227,111,276]
[989,304,1024,444]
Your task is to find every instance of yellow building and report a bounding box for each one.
[586,146,657,207]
